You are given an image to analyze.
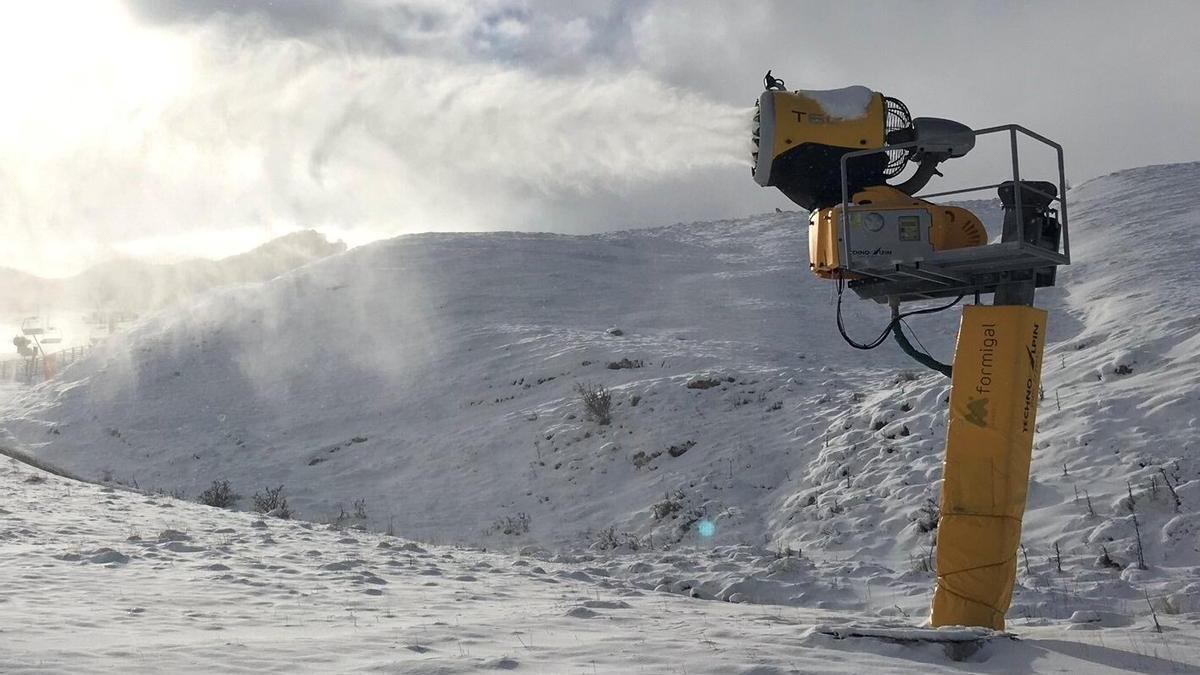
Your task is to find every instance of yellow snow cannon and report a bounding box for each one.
[751,70,1067,306]
[750,71,1072,632]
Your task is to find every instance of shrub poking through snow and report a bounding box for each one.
[198,480,239,508]
[685,377,722,390]
[653,489,687,520]
[667,440,695,458]
[488,512,531,536]
[575,381,612,425]
[253,485,292,518]
[914,498,940,533]
[593,526,642,551]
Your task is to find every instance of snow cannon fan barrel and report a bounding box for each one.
[751,83,893,210]
[751,74,975,211]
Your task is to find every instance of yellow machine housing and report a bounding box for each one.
[752,86,896,211]
[809,186,987,279]
[763,88,885,156]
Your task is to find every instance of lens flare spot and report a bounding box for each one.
[697,520,716,538]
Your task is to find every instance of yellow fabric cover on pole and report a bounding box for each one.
[931,305,1047,630]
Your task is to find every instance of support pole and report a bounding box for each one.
[930,305,1046,630]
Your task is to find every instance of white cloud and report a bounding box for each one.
[1,1,754,276]
[2,0,1198,276]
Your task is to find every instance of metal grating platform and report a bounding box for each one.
[848,241,1067,303]
[835,124,1072,304]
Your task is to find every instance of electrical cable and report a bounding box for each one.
[899,318,932,355]
[834,271,963,354]
[840,271,897,348]
[891,304,957,376]
[893,317,953,377]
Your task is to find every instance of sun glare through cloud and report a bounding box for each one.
[0,0,755,277]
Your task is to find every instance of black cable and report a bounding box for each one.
[891,303,957,377]
[835,275,893,350]
[896,294,964,320]
[834,271,963,352]
[899,318,932,355]
[892,319,953,377]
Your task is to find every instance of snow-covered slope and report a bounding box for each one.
[10,455,1199,673]
[0,229,346,315]
[0,213,940,548]
[3,162,1200,626]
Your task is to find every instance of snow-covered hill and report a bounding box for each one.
[3,162,1200,628]
[0,229,346,315]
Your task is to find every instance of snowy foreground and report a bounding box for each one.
[4,457,1198,673]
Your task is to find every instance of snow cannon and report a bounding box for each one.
[751,71,1069,305]
[750,71,1074,633]
[752,73,974,211]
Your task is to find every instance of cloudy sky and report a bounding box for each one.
[2,0,1197,277]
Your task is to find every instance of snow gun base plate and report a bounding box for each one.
[813,623,1016,661]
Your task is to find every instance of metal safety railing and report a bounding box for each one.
[1,345,92,385]
[836,124,1070,288]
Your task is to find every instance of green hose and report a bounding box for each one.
[891,316,953,377]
